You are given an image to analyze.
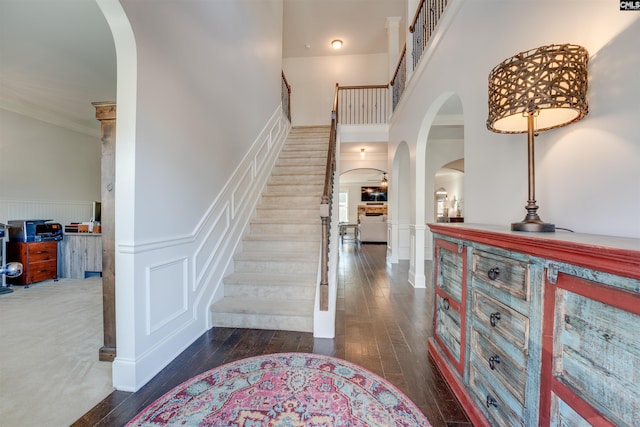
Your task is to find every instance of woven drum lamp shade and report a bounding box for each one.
[487,44,589,133]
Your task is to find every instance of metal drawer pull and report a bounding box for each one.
[486,395,498,408]
[489,355,501,370]
[442,297,450,311]
[488,267,500,280]
[490,312,501,327]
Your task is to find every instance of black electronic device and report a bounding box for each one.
[8,220,63,242]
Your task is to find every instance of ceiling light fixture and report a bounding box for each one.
[331,39,343,49]
[381,173,388,188]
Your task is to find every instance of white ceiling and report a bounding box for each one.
[341,168,387,185]
[0,0,116,136]
[283,0,406,58]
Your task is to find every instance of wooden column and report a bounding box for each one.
[92,101,116,362]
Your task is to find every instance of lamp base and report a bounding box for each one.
[511,220,555,232]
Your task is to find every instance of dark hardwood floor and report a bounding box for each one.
[73,242,471,426]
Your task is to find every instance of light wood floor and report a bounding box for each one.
[74,242,471,426]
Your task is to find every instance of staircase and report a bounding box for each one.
[211,126,330,333]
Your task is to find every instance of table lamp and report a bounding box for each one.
[487,44,589,232]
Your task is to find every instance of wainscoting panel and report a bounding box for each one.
[193,203,230,290]
[146,257,188,335]
[255,134,270,173]
[231,164,255,219]
[398,223,411,260]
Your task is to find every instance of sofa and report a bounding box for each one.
[358,214,387,243]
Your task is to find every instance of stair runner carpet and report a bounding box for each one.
[211,126,330,333]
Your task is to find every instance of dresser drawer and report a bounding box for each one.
[472,250,529,301]
[469,361,524,427]
[471,289,529,352]
[7,241,58,285]
[470,327,527,405]
[27,241,57,262]
[435,294,462,362]
[437,243,464,303]
[26,260,57,283]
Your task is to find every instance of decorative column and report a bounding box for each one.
[92,101,116,362]
[386,17,401,80]
[409,224,427,288]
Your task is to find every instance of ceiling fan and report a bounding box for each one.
[366,172,388,187]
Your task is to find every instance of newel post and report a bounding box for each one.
[319,196,329,311]
[92,101,116,362]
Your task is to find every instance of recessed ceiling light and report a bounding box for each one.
[331,39,343,49]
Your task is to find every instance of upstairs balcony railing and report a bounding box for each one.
[337,85,389,125]
[387,0,452,114]
[329,1,450,121]
[390,46,407,112]
[410,0,449,70]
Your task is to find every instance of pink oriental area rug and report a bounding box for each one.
[126,352,431,426]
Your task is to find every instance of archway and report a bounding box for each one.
[339,168,388,224]
[434,159,464,221]
[410,92,464,288]
[96,0,137,390]
[389,142,411,263]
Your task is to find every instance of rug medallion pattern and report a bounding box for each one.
[127,352,430,426]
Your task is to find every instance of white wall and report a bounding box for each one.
[121,0,285,238]
[390,0,640,239]
[0,108,101,225]
[434,169,464,220]
[284,53,389,126]
[106,0,287,391]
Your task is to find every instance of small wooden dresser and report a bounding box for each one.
[7,241,58,286]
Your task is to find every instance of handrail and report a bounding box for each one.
[409,0,426,33]
[319,83,339,311]
[338,84,388,90]
[281,70,291,121]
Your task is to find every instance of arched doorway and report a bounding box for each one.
[96,0,137,390]
[409,93,464,288]
[434,159,464,221]
[339,168,388,224]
